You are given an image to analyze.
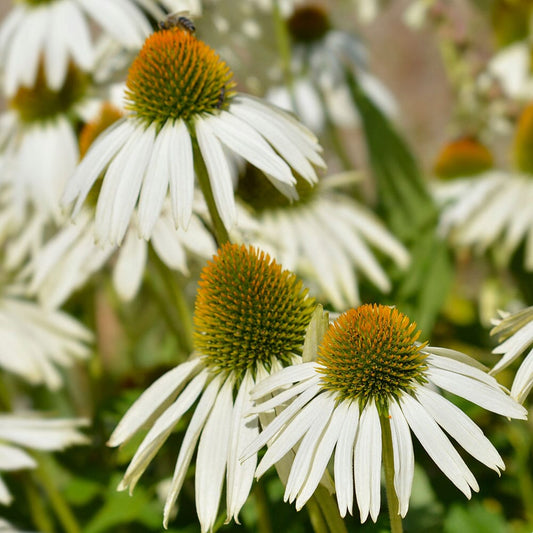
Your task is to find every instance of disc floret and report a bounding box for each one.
[125,29,235,126]
[288,5,331,43]
[317,304,428,410]
[193,243,316,378]
[10,62,88,123]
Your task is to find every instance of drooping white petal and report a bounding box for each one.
[415,386,504,473]
[388,401,414,518]
[226,371,259,524]
[164,375,223,528]
[255,391,328,479]
[242,379,322,462]
[400,393,478,498]
[233,95,324,167]
[137,123,173,239]
[294,395,347,509]
[195,118,236,230]
[4,8,48,96]
[229,102,320,183]
[510,347,533,403]
[62,119,132,214]
[0,417,88,451]
[491,320,533,374]
[168,120,194,230]
[426,363,527,419]
[196,375,234,533]
[0,444,36,471]
[247,375,319,415]
[285,393,336,505]
[113,228,147,301]
[208,111,296,187]
[119,369,209,493]
[108,359,203,446]
[0,476,12,505]
[334,401,359,517]
[251,362,318,400]
[354,401,381,523]
[96,123,155,245]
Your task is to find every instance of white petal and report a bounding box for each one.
[255,391,328,479]
[163,375,223,528]
[294,396,347,509]
[388,401,414,517]
[426,365,527,419]
[242,380,322,462]
[96,124,155,245]
[415,386,504,472]
[108,359,203,446]
[0,443,36,471]
[285,393,335,505]
[113,229,147,301]
[196,376,234,533]
[137,125,173,239]
[119,369,209,493]
[208,111,296,187]
[168,120,194,229]
[251,362,318,400]
[62,119,132,213]
[510,347,533,403]
[195,118,236,230]
[226,371,259,524]
[334,401,359,517]
[354,401,381,523]
[400,392,477,498]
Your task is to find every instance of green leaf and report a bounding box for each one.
[84,474,162,533]
[302,305,329,362]
[346,70,452,333]
[444,502,507,533]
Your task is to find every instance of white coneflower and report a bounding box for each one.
[0,414,88,505]
[62,27,324,246]
[267,5,397,134]
[0,63,90,221]
[436,106,533,272]
[236,170,409,310]
[487,41,533,101]
[491,305,533,403]
[243,304,527,526]
[0,0,152,96]
[23,200,216,307]
[0,287,92,390]
[108,243,317,531]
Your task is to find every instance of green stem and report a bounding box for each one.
[313,485,348,533]
[253,481,273,533]
[33,453,81,533]
[192,139,230,246]
[508,422,533,523]
[307,494,329,533]
[25,473,55,533]
[381,414,403,533]
[149,248,194,354]
[271,0,297,110]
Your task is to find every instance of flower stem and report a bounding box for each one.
[312,485,348,533]
[306,494,329,533]
[253,481,273,533]
[271,0,297,111]
[149,248,194,354]
[381,414,403,533]
[33,453,82,533]
[192,139,230,246]
[25,473,55,533]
